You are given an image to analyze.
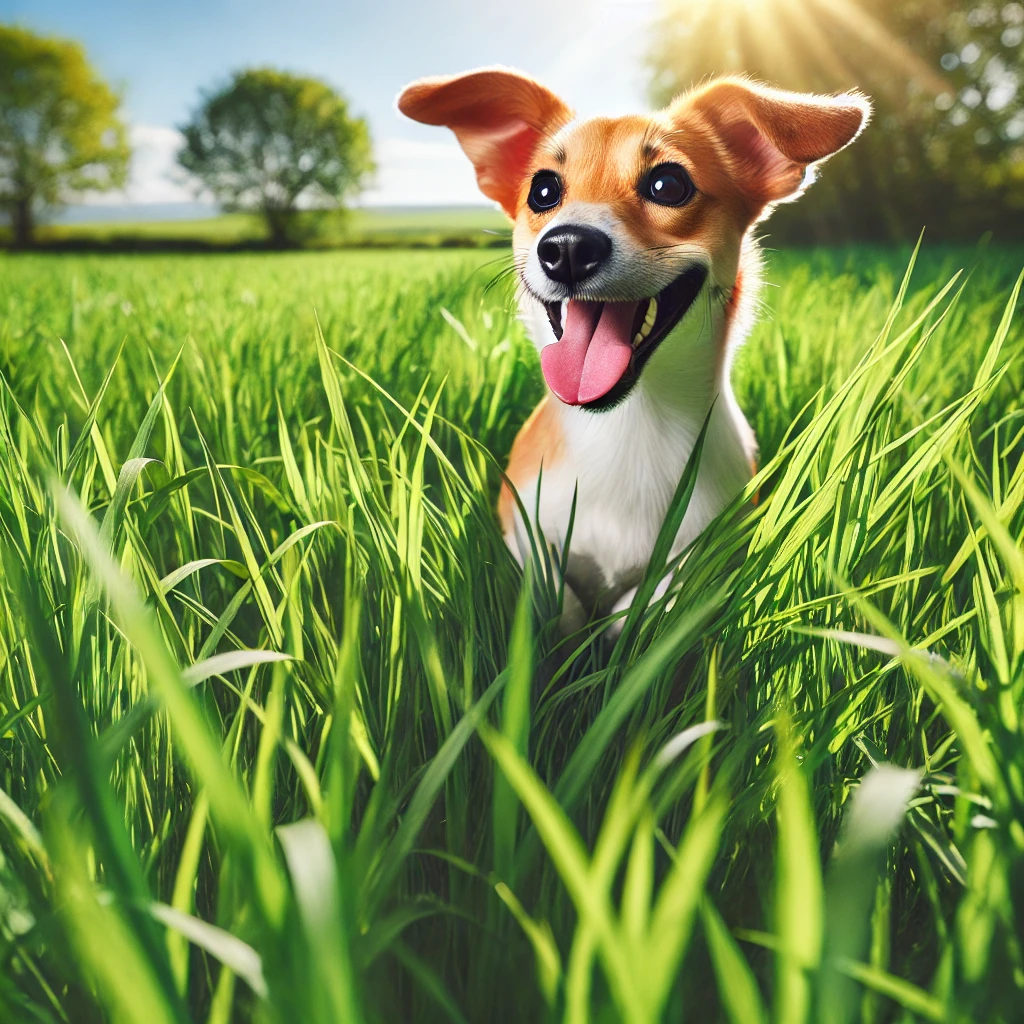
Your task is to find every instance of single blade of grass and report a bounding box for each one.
[773,709,823,1024]
[700,899,768,1024]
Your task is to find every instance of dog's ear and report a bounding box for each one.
[398,68,572,217]
[678,78,870,204]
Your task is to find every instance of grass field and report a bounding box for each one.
[0,241,1023,1023]
[9,207,511,251]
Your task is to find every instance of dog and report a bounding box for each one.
[398,68,869,631]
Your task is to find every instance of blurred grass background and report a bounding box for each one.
[1,207,511,252]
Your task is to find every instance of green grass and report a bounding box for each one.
[19,206,510,250]
[37,212,265,246]
[0,240,1022,1023]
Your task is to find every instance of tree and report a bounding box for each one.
[178,69,374,247]
[0,25,129,248]
[647,0,1024,242]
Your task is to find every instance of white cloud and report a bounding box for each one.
[81,126,482,209]
[84,123,199,205]
[358,136,483,207]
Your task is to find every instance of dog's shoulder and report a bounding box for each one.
[497,396,565,534]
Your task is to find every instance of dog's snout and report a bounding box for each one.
[537,226,612,287]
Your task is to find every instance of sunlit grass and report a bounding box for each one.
[0,242,1022,1022]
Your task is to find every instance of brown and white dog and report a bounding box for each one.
[398,69,869,630]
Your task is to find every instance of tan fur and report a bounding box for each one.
[497,396,565,534]
[397,68,572,217]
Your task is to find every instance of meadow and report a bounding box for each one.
[6,207,510,252]
[0,240,1022,1023]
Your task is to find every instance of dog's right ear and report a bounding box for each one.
[398,68,572,218]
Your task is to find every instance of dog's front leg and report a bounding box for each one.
[506,517,588,636]
[607,572,675,639]
[540,557,586,635]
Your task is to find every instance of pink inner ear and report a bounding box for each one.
[461,119,540,216]
[720,118,804,201]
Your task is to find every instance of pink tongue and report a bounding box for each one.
[541,300,639,405]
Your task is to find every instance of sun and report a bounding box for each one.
[654,0,949,99]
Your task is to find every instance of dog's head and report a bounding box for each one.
[399,68,869,411]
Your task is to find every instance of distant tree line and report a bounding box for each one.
[4,6,1022,247]
[0,24,372,248]
[648,0,1024,242]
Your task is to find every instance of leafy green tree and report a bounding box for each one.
[0,25,129,248]
[178,69,374,247]
[647,0,1024,242]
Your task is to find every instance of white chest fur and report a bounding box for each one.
[510,295,755,612]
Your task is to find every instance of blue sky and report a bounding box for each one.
[1,0,657,206]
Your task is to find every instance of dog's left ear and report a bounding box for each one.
[398,68,572,217]
[679,78,871,205]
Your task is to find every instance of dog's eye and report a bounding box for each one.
[528,172,562,213]
[639,163,695,207]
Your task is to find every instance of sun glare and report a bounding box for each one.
[664,0,950,98]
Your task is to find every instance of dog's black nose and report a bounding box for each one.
[537,226,612,287]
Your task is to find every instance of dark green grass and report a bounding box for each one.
[0,242,1022,1023]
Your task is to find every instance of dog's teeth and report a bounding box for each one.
[560,299,568,327]
[632,299,659,348]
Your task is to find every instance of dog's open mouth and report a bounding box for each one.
[540,265,708,411]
